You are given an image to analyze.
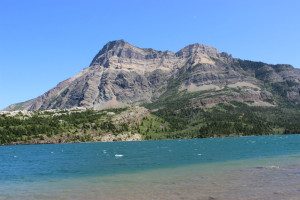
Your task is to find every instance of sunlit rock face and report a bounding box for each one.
[5,40,300,111]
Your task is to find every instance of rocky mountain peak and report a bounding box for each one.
[176,43,220,58]
[90,40,136,66]
[100,39,127,52]
[5,40,300,112]
[89,40,179,68]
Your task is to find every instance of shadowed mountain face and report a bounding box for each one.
[5,40,300,111]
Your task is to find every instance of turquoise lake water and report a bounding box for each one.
[1,135,300,199]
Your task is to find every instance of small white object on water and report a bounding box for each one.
[14,156,17,158]
[197,154,202,156]
[115,154,124,157]
[50,152,54,154]
[265,165,279,169]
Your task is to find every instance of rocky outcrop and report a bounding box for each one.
[175,43,220,58]
[112,106,149,126]
[189,89,274,108]
[4,40,300,111]
[99,132,142,142]
[287,84,300,101]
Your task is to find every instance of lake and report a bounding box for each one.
[1,135,300,199]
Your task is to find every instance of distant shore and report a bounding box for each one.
[2,133,293,146]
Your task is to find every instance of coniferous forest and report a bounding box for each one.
[1,100,300,145]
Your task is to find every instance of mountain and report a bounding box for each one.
[2,40,300,144]
[4,40,300,111]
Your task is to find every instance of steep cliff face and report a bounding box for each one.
[5,40,300,111]
[6,40,179,111]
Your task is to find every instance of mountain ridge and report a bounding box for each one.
[4,40,300,111]
[2,40,300,144]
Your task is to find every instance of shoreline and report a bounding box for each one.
[1,132,294,146]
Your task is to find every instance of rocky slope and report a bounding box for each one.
[4,40,300,111]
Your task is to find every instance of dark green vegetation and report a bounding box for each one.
[0,107,171,144]
[0,108,128,144]
[1,99,299,145]
[145,101,300,139]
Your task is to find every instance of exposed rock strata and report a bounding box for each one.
[5,40,300,111]
[189,89,274,108]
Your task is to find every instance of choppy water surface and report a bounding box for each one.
[1,135,300,200]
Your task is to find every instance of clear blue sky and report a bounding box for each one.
[1,0,300,110]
